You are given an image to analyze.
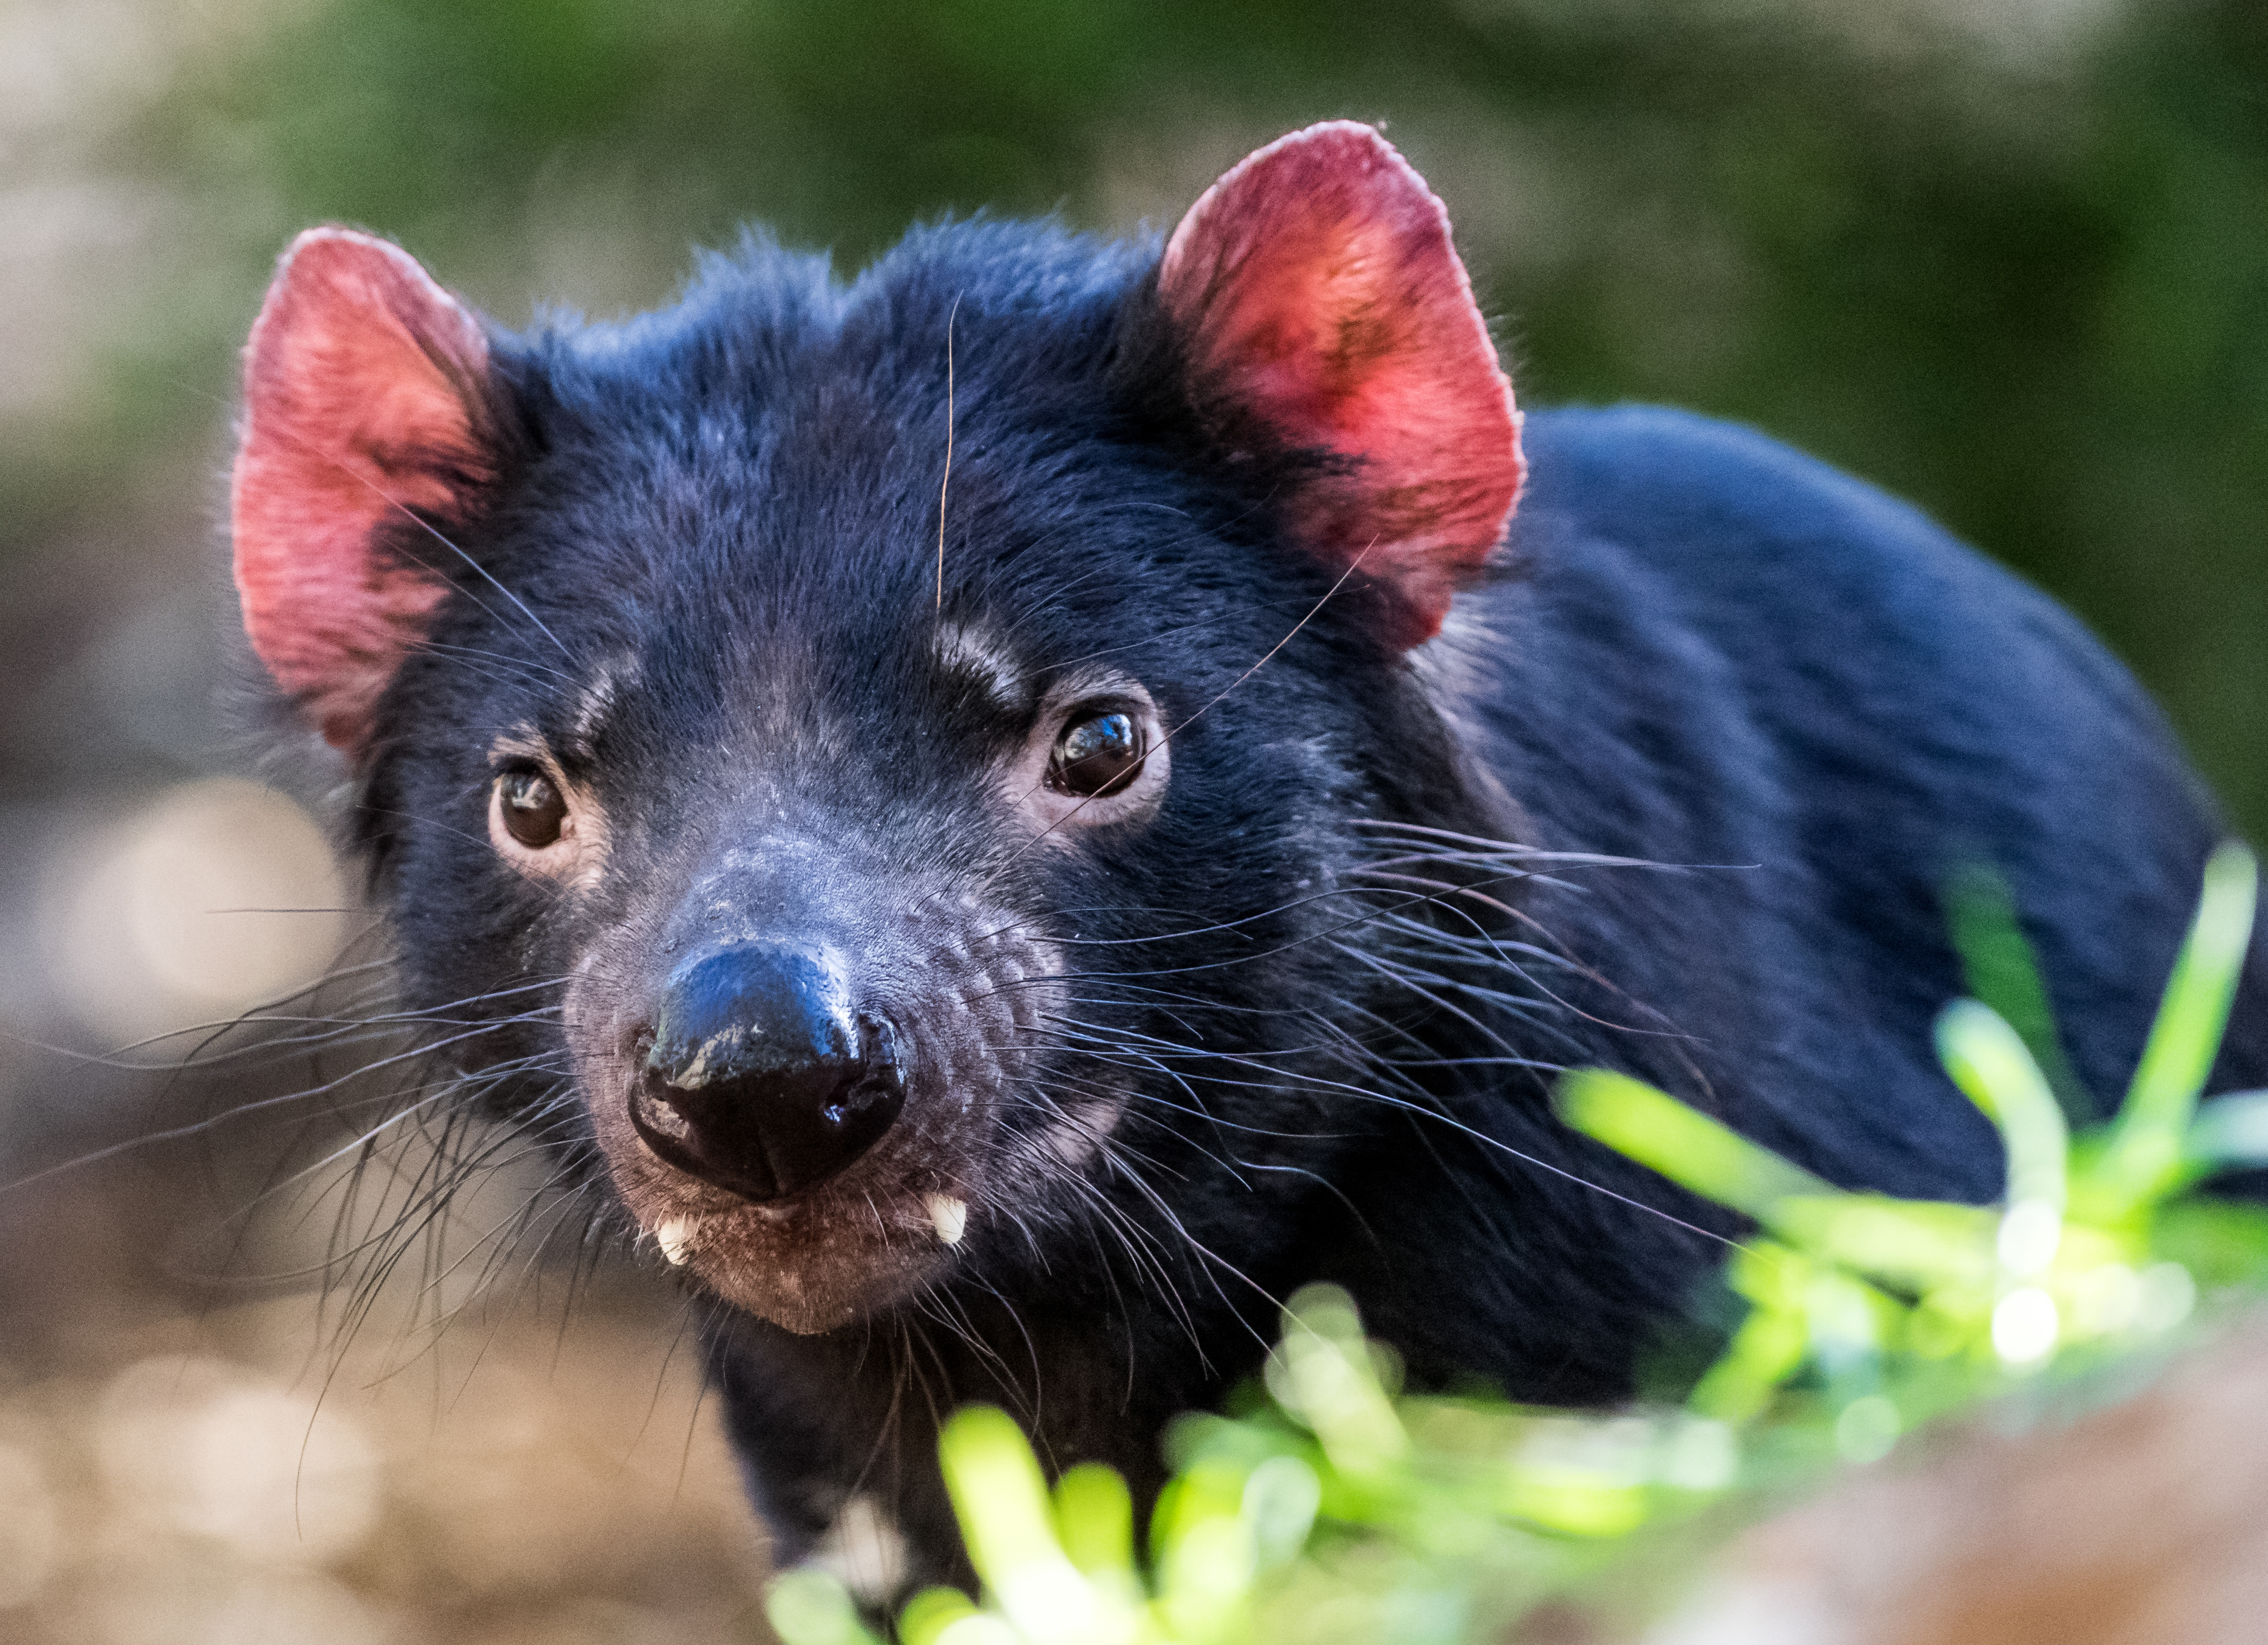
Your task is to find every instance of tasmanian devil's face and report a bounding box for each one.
[401,453,1208,1334]
[478,616,1174,1331]
[228,124,1527,1336]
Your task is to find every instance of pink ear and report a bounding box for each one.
[1161,122,1523,647]
[231,228,496,755]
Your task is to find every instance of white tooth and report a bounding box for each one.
[654,1215,695,1266]
[924,1193,968,1247]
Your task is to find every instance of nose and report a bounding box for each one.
[630,944,906,1202]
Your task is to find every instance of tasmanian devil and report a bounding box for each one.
[226,121,2266,1591]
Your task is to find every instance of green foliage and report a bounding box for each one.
[767,845,2263,1644]
[1944,860,2091,1122]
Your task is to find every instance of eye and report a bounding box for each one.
[497,767,568,849]
[1047,709,1145,798]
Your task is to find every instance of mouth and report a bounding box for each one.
[574,1000,1004,1335]
[650,1187,969,1272]
[563,885,1066,1333]
[594,1084,976,1333]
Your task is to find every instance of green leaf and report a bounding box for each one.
[1055,1464,1137,1586]
[767,1569,884,1645]
[1944,859,2092,1125]
[1770,1194,1997,1292]
[2184,1090,2268,1171]
[1688,1254,1811,1424]
[2096,844,2259,1209]
[2151,1199,2268,1290]
[1266,1286,1408,1476]
[1935,999,2068,1214]
[1242,1455,1322,1569]
[938,1406,1108,1645]
[1555,1068,1835,1220]
[898,1586,984,1645]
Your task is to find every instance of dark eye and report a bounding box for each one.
[1048,710,1145,798]
[497,768,568,849]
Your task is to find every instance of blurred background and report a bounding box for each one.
[2,0,2262,1639]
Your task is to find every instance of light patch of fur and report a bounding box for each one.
[567,650,641,754]
[1406,598,1496,723]
[813,1494,910,1606]
[934,621,1026,711]
[1408,600,1528,830]
[1043,1096,1124,1169]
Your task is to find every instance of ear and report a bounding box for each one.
[231,227,498,756]
[1160,121,1523,648]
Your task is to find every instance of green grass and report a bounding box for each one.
[769,844,2262,1645]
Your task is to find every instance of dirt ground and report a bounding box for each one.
[0,1117,777,1645]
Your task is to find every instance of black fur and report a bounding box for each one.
[315,219,2265,1591]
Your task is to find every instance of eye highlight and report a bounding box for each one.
[1001,675,1167,841]
[497,767,568,849]
[486,733,608,885]
[1048,709,1145,798]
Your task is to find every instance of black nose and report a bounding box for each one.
[630,944,906,1202]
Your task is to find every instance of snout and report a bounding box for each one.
[629,943,907,1201]
[567,870,1066,1331]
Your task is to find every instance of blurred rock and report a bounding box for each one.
[1642,1318,2268,1645]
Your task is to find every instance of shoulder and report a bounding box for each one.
[1512,405,2104,681]
[1519,405,1963,578]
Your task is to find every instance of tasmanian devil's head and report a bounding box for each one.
[229,123,1527,1336]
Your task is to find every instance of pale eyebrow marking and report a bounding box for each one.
[568,652,640,754]
[488,726,549,767]
[934,622,1025,711]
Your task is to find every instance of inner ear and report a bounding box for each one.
[231,227,500,757]
[1159,121,1524,648]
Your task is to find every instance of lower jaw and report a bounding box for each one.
[698,1249,944,1335]
[657,1200,955,1335]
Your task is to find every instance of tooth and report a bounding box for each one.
[925,1194,968,1247]
[654,1215,695,1266]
